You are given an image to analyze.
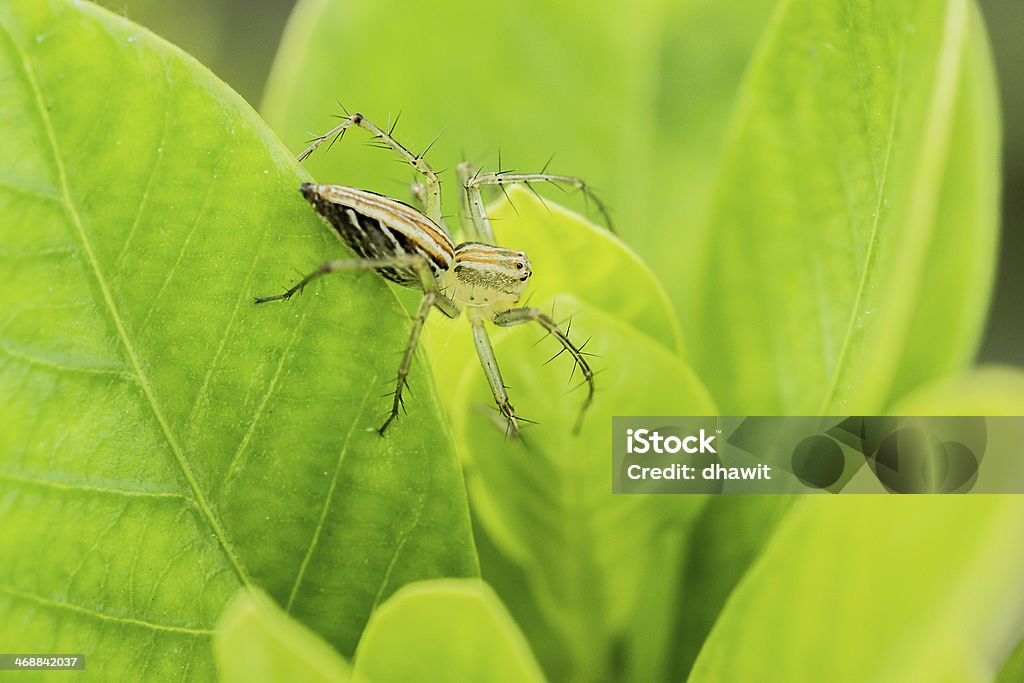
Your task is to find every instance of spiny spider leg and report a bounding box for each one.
[379,290,438,435]
[298,112,446,227]
[254,254,455,312]
[469,312,520,438]
[457,162,495,243]
[492,307,595,434]
[467,169,614,233]
[255,254,458,434]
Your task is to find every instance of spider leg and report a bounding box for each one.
[298,112,446,228]
[469,312,520,438]
[466,169,614,234]
[256,254,458,434]
[493,307,595,434]
[457,162,495,243]
[379,291,438,435]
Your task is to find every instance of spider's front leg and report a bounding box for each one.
[458,162,614,243]
[493,307,595,434]
[469,311,520,438]
[298,111,446,227]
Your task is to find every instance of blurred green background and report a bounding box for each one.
[95,0,1022,366]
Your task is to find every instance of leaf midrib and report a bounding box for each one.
[818,0,967,413]
[1,18,252,589]
[816,19,907,413]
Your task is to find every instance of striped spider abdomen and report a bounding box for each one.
[300,182,453,288]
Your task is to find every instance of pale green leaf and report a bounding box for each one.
[490,186,683,354]
[667,495,797,681]
[450,298,714,681]
[690,0,1001,414]
[353,579,547,683]
[994,637,1024,683]
[0,1,475,678]
[215,588,354,683]
[688,497,1024,683]
[889,366,1024,415]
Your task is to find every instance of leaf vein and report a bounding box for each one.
[286,378,377,611]
[183,218,270,430]
[369,444,432,613]
[0,341,134,379]
[217,302,314,497]
[0,584,214,636]
[0,471,193,502]
[817,22,907,412]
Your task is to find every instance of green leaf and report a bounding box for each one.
[994,637,1024,683]
[215,588,354,683]
[889,366,1024,415]
[688,497,1024,683]
[667,495,796,681]
[690,0,1001,414]
[261,0,778,322]
[420,191,713,682]
[453,301,714,680]
[490,186,684,354]
[0,0,475,677]
[353,579,547,683]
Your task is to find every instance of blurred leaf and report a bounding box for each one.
[353,579,547,683]
[690,0,1001,414]
[215,588,355,683]
[490,186,683,353]
[472,521,576,682]
[688,497,1024,683]
[262,0,778,321]
[889,366,1024,415]
[0,0,475,677]
[421,188,713,681]
[667,495,796,681]
[994,637,1024,683]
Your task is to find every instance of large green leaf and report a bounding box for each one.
[688,497,1024,683]
[353,579,547,683]
[0,0,475,678]
[261,0,778,321]
[690,0,1000,414]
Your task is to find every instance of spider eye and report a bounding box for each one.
[515,262,524,270]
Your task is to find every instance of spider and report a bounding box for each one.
[256,111,606,437]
